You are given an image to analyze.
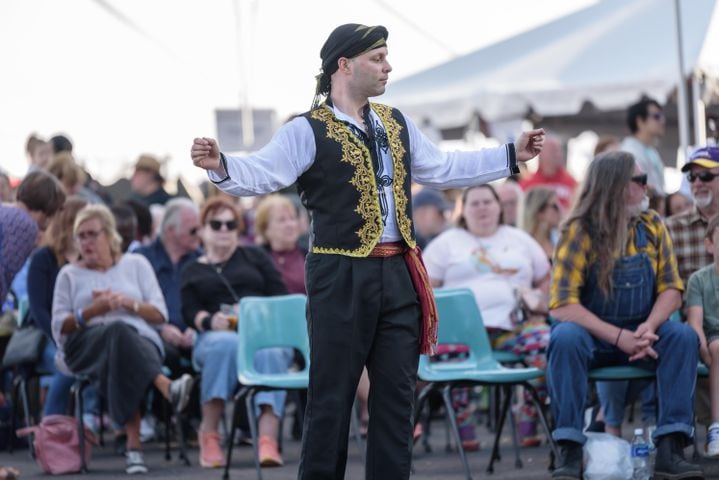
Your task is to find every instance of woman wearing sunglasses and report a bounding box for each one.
[180,197,290,469]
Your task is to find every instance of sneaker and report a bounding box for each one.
[169,374,193,413]
[258,435,283,467]
[140,416,156,443]
[125,450,148,475]
[707,423,719,457]
[199,431,227,468]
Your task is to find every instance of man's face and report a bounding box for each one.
[688,165,719,210]
[167,208,201,254]
[624,165,648,216]
[130,169,155,195]
[538,137,563,176]
[638,104,665,138]
[413,205,446,238]
[347,46,392,98]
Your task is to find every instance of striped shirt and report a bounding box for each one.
[665,206,711,288]
[550,210,683,309]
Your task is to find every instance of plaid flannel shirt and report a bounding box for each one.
[664,206,711,289]
[550,210,683,309]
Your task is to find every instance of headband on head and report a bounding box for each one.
[311,23,388,110]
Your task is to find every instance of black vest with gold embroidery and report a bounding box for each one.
[298,102,416,257]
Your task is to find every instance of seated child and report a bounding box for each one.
[687,213,719,456]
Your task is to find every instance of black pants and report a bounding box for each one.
[298,253,421,480]
[64,322,163,426]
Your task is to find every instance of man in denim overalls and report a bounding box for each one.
[547,152,703,480]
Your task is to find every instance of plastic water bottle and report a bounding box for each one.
[631,428,650,480]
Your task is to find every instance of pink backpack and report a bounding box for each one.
[16,414,96,474]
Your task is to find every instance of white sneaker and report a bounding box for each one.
[707,424,719,457]
[140,416,156,443]
[169,374,193,413]
[126,450,148,475]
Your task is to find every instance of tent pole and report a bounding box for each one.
[674,0,691,166]
[692,72,707,146]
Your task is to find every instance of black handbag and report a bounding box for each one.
[1,326,46,369]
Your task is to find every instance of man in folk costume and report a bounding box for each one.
[191,23,545,480]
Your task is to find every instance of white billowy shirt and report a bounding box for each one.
[209,104,516,243]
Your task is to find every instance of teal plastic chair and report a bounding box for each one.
[223,294,309,480]
[414,289,558,479]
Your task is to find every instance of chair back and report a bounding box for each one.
[236,294,309,376]
[422,288,498,371]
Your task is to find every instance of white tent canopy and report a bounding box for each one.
[383,0,719,128]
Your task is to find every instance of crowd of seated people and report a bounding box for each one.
[4,122,719,480]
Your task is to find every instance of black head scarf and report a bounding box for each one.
[311,23,388,110]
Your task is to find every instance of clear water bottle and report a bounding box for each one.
[631,428,650,480]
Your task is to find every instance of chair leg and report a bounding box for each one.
[488,384,512,474]
[350,400,366,465]
[523,382,559,460]
[441,385,473,480]
[74,380,88,473]
[245,389,263,480]
[17,377,35,460]
[163,397,171,461]
[223,387,247,480]
[506,388,522,469]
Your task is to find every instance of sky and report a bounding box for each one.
[0,0,598,186]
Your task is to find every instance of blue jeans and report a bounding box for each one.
[547,320,698,445]
[39,342,98,417]
[596,379,656,427]
[193,331,293,417]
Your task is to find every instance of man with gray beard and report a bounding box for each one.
[666,147,719,288]
[666,146,719,451]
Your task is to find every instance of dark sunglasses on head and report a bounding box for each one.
[208,219,238,231]
[630,173,648,186]
[687,171,719,183]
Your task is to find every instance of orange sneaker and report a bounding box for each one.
[199,431,226,468]
[258,435,283,467]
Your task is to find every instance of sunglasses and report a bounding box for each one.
[208,219,238,231]
[687,171,719,183]
[648,112,664,121]
[630,174,648,186]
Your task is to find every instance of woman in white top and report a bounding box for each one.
[52,204,193,475]
[423,184,551,449]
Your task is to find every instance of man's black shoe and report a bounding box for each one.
[654,432,704,480]
[551,440,582,480]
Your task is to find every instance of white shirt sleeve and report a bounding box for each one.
[208,117,316,196]
[405,114,517,189]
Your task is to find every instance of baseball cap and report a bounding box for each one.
[680,146,719,172]
[412,189,451,211]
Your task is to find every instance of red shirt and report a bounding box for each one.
[520,168,578,211]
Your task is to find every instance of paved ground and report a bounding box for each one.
[2,414,719,479]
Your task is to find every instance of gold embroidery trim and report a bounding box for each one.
[371,103,417,248]
[309,105,383,257]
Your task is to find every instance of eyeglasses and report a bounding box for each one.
[76,229,103,241]
[631,174,648,186]
[208,219,238,231]
[687,171,719,183]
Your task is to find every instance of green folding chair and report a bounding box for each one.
[414,288,558,479]
[223,294,309,480]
